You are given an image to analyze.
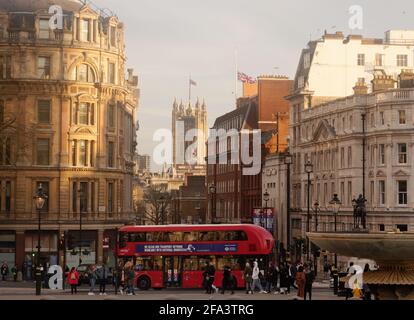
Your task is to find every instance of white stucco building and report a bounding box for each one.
[286,30,414,269]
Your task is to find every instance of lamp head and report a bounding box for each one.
[305,160,313,174]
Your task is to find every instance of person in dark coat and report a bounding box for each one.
[221,266,234,294]
[1,261,9,281]
[289,262,298,289]
[265,262,277,293]
[304,264,315,300]
[96,264,109,295]
[279,264,290,294]
[206,261,216,294]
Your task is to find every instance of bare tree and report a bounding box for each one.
[142,185,172,225]
[0,111,35,166]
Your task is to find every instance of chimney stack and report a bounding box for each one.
[353,78,368,95]
[371,72,396,92]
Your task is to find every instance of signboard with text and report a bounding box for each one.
[135,243,238,254]
[252,208,274,233]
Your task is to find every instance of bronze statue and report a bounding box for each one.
[353,194,367,229]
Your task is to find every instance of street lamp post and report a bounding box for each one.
[329,194,342,268]
[78,188,83,267]
[209,184,216,224]
[33,184,48,296]
[263,190,270,230]
[313,201,320,232]
[284,153,292,258]
[305,160,313,262]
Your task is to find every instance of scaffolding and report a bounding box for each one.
[79,0,116,19]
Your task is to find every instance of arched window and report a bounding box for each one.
[72,64,95,83]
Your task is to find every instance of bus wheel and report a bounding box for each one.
[137,276,151,291]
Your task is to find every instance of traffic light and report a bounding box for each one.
[58,234,65,251]
[67,233,74,250]
[103,237,110,249]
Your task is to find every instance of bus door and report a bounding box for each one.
[163,256,182,287]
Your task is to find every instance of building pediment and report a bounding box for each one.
[312,119,336,142]
[70,127,97,136]
[79,5,99,17]
[393,169,409,177]
[376,170,386,177]
[75,93,97,101]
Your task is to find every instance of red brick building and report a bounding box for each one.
[207,76,293,224]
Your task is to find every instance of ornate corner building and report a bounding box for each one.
[0,0,139,270]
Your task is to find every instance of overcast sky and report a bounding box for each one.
[95,0,414,171]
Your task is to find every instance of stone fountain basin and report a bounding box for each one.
[307,232,414,262]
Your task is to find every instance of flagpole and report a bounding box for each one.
[189,74,191,104]
[235,49,238,103]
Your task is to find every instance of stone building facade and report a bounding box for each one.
[0,0,139,270]
[172,98,208,176]
[287,30,414,268]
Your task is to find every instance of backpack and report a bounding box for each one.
[70,272,76,280]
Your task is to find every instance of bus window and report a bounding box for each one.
[198,232,208,241]
[183,232,198,242]
[198,257,210,271]
[217,257,241,271]
[153,256,162,271]
[199,231,217,241]
[135,258,145,271]
[219,232,233,241]
[119,232,128,247]
[170,232,183,242]
[146,233,154,242]
[234,231,248,241]
[183,256,198,271]
[130,233,145,242]
[143,257,154,271]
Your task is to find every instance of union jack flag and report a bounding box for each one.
[238,72,256,84]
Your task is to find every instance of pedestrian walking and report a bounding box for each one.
[243,262,253,294]
[289,262,298,289]
[88,265,97,295]
[202,262,210,293]
[251,261,266,293]
[1,261,9,281]
[345,262,355,300]
[11,265,18,282]
[221,265,234,294]
[304,264,315,301]
[323,261,330,280]
[279,263,290,294]
[295,266,306,299]
[206,261,216,294]
[126,265,135,295]
[68,267,79,295]
[265,262,277,293]
[96,264,108,295]
[117,261,126,295]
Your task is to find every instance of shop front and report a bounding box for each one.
[0,231,16,276]
[24,231,58,280]
[66,230,97,269]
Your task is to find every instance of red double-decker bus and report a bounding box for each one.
[117,224,275,290]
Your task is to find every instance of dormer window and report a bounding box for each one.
[39,19,50,39]
[81,19,90,42]
[110,26,117,47]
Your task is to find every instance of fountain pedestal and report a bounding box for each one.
[308,232,414,300]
